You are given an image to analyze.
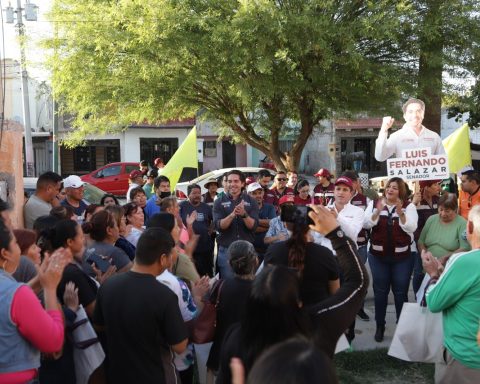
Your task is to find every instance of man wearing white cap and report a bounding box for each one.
[247,182,276,261]
[61,175,89,218]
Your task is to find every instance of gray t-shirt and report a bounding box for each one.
[24,194,52,229]
[12,256,37,283]
[85,241,131,271]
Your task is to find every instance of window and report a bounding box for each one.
[97,165,121,178]
[140,138,178,165]
[73,146,96,172]
[204,141,217,157]
[125,165,138,174]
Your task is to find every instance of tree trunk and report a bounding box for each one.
[417,0,444,135]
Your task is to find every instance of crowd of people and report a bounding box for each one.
[1,99,480,383]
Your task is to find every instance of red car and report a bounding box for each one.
[259,156,277,171]
[81,162,139,196]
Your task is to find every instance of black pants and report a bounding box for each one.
[193,249,214,277]
[179,365,194,384]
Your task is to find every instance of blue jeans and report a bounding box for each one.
[369,252,414,326]
[357,245,368,264]
[217,246,233,279]
[411,251,424,297]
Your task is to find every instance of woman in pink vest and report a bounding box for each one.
[364,177,418,342]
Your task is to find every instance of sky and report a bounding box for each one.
[3,0,54,81]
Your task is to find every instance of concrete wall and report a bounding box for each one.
[0,120,25,228]
[236,144,247,167]
[202,136,223,173]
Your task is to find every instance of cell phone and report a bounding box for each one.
[86,253,112,273]
[280,205,314,225]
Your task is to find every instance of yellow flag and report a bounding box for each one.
[159,127,198,190]
[442,123,472,173]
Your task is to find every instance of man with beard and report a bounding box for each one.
[144,176,171,222]
[270,171,294,202]
[61,175,89,219]
[213,170,259,278]
[459,170,480,220]
[257,169,277,207]
[247,182,276,262]
[179,184,215,277]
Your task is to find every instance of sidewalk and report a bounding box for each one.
[349,262,416,351]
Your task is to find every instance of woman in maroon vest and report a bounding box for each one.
[364,177,418,342]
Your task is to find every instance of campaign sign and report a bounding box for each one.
[387,148,449,181]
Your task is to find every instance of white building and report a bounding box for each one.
[1,58,53,175]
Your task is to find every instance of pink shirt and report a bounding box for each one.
[0,286,64,384]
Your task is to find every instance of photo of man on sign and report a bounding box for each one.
[375,98,446,162]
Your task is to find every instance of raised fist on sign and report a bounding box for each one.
[381,116,395,132]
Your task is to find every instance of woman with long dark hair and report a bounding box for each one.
[364,177,418,342]
[217,265,311,383]
[217,205,369,383]
[265,207,339,305]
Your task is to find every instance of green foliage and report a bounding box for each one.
[46,0,421,167]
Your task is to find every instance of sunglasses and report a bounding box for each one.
[276,178,287,181]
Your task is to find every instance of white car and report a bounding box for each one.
[175,167,276,199]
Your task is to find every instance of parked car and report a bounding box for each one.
[80,162,139,196]
[258,156,277,171]
[175,167,276,200]
[24,177,107,205]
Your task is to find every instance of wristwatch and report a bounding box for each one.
[241,213,248,218]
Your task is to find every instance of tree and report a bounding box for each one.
[46,0,415,171]
[401,0,480,134]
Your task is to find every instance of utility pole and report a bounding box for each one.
[52,23,59,173]
[5,1,37,176]
[16,0,34,176]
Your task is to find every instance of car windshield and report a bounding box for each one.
[189,171,215,184]
[83,183,106,204]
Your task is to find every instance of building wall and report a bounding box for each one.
[124,128,190,162]
[197,117,252,170]
[236,144,247,167]
[0,121,25,228]
[202,136,223,173]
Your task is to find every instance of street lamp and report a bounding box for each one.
[4,1,38,176]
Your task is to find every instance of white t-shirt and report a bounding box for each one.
[375,124,445,162]
[125,227,143,247]
[157,270,196,371]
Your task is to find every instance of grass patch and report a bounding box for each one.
[335,348,434,384]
